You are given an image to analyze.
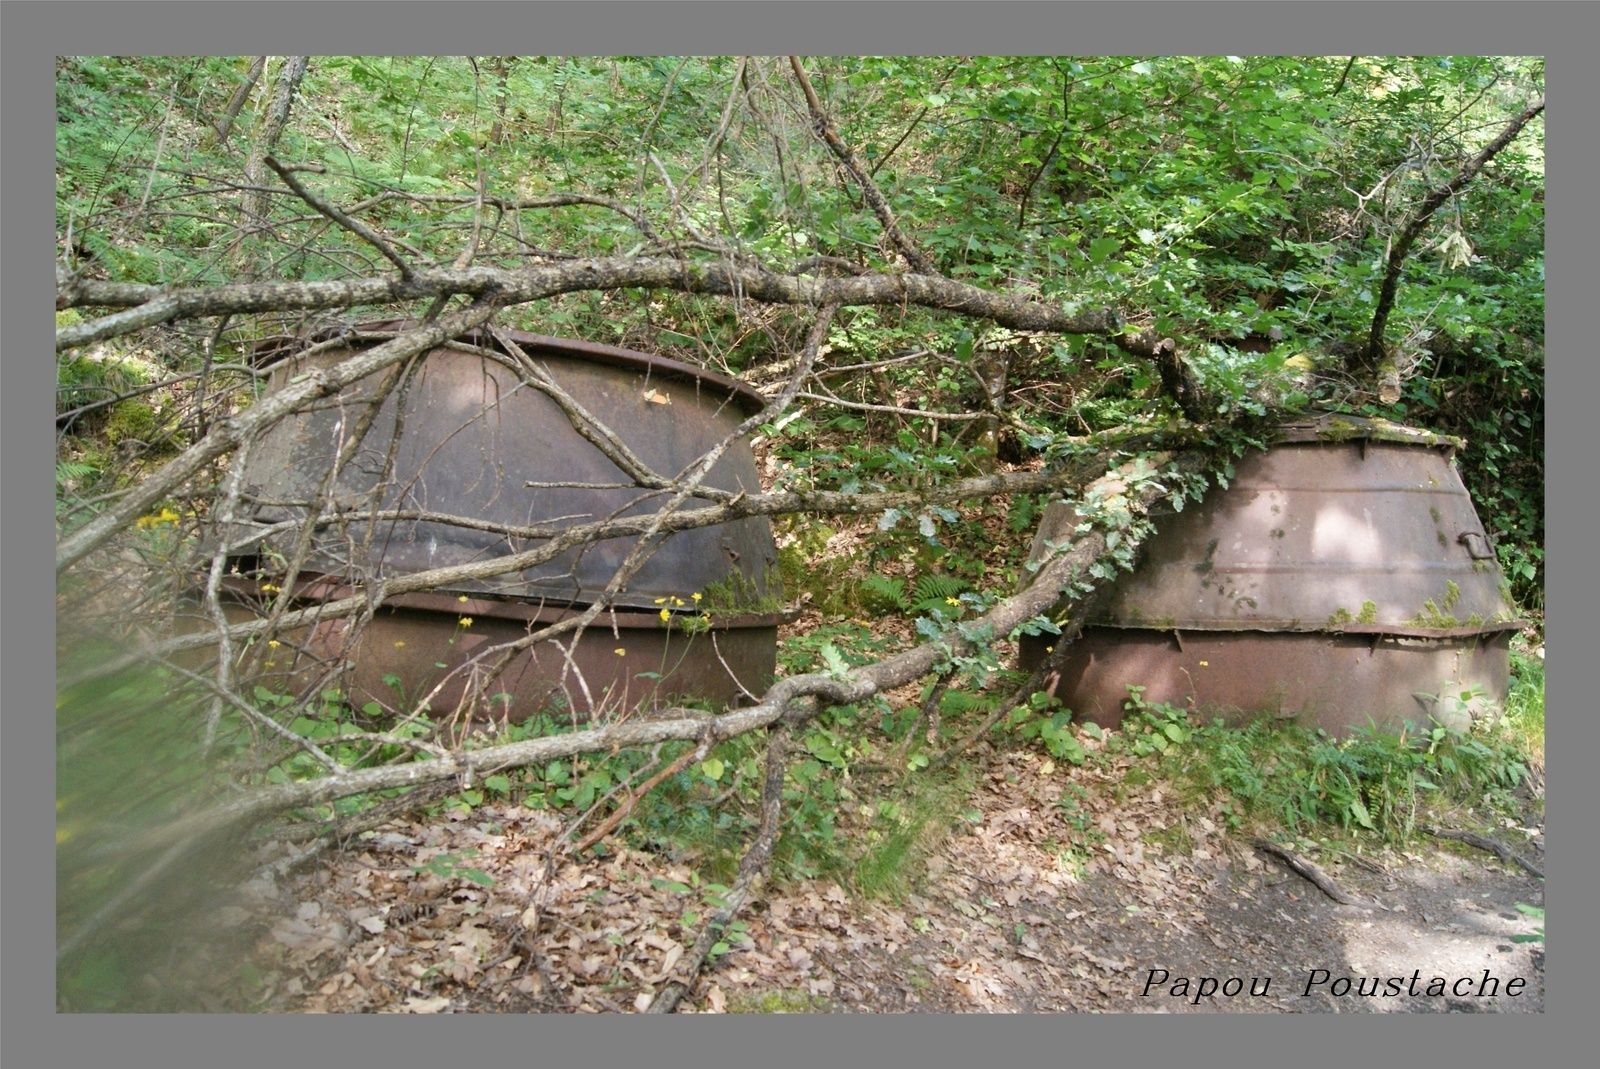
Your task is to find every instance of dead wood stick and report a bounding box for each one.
[571,743,706,855]
[1421,825,1544,879]
[648,720,791,1013]
[1253,837,1372,908]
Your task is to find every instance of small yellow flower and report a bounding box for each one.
[458,616,473,628]
[659,608,671,622]
[135,507,181,530]
[945,596,960,607]
[267,639,281,650]
[654,597,668,605]
[458,594,470,603]
[1199,660,1209,667]
[394,640,407,649]
[691,592,703,603]
[614,648,627,656]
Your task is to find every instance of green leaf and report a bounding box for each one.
[699,757,726,781]
[1348,797,1375,830]
[1087,237,1121,264]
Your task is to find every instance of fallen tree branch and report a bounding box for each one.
[1253,837,1374,908]
[1421,825,1544,879]
[67,431,1204,685]
[56,255,1122,354]
[92,450,1213,886]
[648,719,791,1013]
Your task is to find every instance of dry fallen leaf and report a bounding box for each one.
[405,995,452,1013]
[643,389,671,405]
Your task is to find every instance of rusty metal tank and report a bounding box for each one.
[225,324,788,721]
[225,574,782,724]
[1019,414,1519,734]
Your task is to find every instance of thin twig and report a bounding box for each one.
[264,156,417,280]
[789,57,937,275]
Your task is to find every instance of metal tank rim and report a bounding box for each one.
[1269,410,1466,453]
[221,571,799,632]
[250,319,770,415]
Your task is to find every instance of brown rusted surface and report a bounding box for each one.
[223,574,792,725]
[1022,419,1516,733]
[1020,628,1510,734]
[238,326,780,611]
[224,327,786,722]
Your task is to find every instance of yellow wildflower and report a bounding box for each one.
[654,597,668,604]
[458,594,470,603]
[692,592,703,603]
[1199,660,1209,667]
[458,617,473,628]
[945,596,960,607]
[614,648,627,656]
[659,608,671,622]
[135,507,181,530]
[394,640,407,649]
[267,639,281,650]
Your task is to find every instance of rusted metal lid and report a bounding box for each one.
[251,320,769,414]
[1027,424,1518,639]
[236,325,783,611]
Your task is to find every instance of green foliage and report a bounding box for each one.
[1510,903,1544,944]
[1129,703,1531,844]
[413,849,495,888]
[1505,646,1545,756]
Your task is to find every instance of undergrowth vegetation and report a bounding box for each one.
[53,54,1545,1011]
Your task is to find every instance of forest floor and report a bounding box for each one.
[244,728,1545,1015]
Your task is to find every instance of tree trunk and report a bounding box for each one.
[241,57,310,238]
[210,56,266,146]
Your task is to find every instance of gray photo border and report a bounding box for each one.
[4,3,1589,1067]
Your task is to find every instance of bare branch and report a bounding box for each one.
[104,450,1214,857]
[57,255,1123,353]
[56,301,502,573]
[264,156,417,280]
[1360,95,1544,370]
[789,56,938,275]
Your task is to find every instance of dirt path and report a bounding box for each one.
[248,744,1545,1014]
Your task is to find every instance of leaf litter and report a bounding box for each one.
[243,729,1543,1014]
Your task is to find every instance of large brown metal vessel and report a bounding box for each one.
[225,325,787,721]
[1019,414,1519,734]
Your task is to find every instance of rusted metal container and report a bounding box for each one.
[226,325,788,722]
[226,574,783,724]
[238,324,780,609]
[1019,414,1519,734]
